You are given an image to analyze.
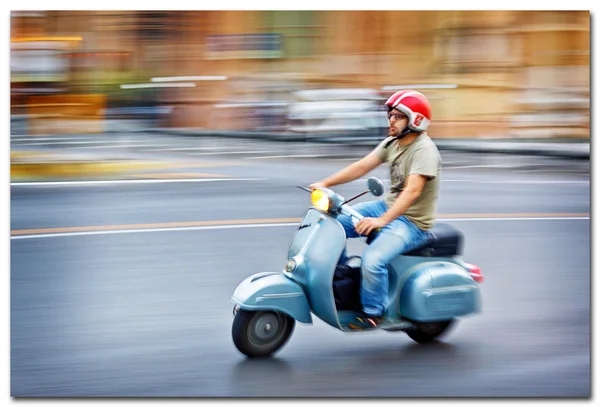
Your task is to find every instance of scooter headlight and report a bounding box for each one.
[284,259,297,273]
[311,189,330,212]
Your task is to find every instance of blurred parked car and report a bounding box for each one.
[285,88,388,137]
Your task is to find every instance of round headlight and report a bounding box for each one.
[284,259,297,273]
[311,189,330,212]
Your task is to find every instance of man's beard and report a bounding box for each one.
[388,126,408,139]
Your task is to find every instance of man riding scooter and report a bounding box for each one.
[309,90,441,330]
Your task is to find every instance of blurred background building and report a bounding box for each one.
[10,10,590,138]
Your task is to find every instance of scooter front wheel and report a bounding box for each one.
[232,309,295,358]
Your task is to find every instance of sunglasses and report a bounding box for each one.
[387,112,407,122]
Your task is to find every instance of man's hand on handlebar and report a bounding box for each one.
[355,217,387,236]
[308,182,327,191]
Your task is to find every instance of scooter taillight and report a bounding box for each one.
[465,263,484,283]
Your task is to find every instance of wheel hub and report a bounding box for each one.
[252,313,280,343]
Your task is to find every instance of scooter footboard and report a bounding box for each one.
[232,272,312,323]
[399,263,482,322]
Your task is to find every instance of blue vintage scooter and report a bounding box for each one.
[231,178,483,358]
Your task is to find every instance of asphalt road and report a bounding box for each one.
[10,149,591,397]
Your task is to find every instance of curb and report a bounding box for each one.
[431,141,590,159]
[128,128,590,160]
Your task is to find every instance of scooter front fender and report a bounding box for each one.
[231,272,313,324]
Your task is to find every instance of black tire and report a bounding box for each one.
[405,320,455,344]
[232,310,295,358]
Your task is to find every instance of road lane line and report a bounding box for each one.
[442,180,589,184]
[145,147,246,151]
[10,178,589,187]
[10,213,590,240]
[11,217,303,236]
[10,178,267,187]
[246,154,342,159]
[437,213,589,219]
[356,178,589,184]
[444,164,518,170]
[130,172,231,179]
[445,216,589,221]
[188,150,277,156]
[11,137,91,141]
[75,144,170,149]
[10,223,302,240]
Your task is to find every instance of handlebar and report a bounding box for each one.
[297,185,367,222]
[340,204,364,221]
[297,184,379,242]
[297,186,362,218]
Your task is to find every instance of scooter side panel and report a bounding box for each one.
[396,261,482,322]
[232,272,313,323]
[287,209,346,329]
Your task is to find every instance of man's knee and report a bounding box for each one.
[361,250,387,275]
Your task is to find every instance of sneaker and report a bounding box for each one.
[347,313,384,330]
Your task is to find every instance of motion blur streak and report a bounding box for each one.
[11,213,589,239]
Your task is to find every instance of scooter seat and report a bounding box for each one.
[404,223,464,257]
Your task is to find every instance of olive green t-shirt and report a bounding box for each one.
[373,132,442,230]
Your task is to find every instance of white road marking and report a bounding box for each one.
[11,223,301,240]
[444,164,518,170]
[514,168,589,174]
[246,154,342,159]
[11,136,91,141]
[76,141,172,148]
[152,75,227,82]
[10,177,589,188]
[444,216,589,221]
[441,179,589,184]
[145,146,245,151]
[10,216,590,240]
[75,143,170,149]
[189,150,277,156]
[356,178,589,185]
[18,141,169,148]
[120,82,196,89]
[10,178,267,187]
[19,140,110,146]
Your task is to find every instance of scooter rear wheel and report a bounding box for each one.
[232,309,295,358]
[405,319,455,344]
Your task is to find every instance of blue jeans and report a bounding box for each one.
[337,200,431,316]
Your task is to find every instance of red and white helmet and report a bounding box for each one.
[385,90,432,132]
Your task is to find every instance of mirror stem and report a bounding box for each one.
[342,190,369,205]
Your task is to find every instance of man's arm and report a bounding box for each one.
[380,174,428,224]
[311,151,383,189]
[355,174,428,236]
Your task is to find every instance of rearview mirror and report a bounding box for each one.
[367,177,384,197]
